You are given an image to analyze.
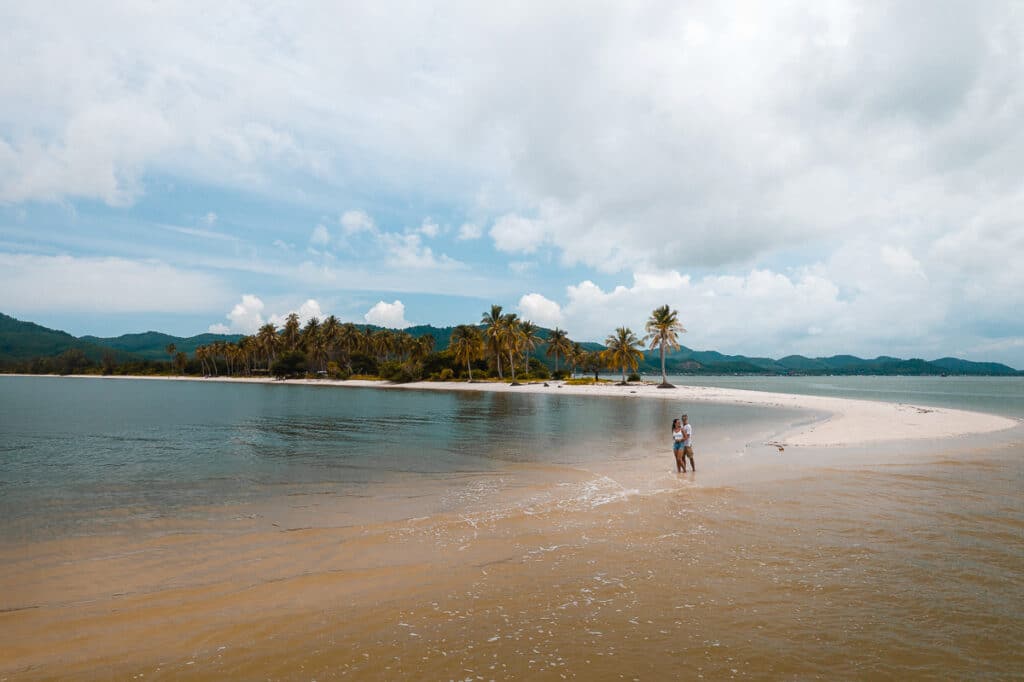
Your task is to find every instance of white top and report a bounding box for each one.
[682,423,692,446]
[673,428,684,442]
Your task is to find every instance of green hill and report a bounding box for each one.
[81,331,243,361]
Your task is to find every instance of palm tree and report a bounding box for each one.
[519,320,542,370]
[644,304,687,388]
[545,327,571,374]
[498,313,524,385]
[338,323,362,372]
[412,334,435,361]
[481,305,505,379]
[370,329,394,363]
[602,326,644,384]
[321,315,342,364]
[450,325,484,381]
[165,343,177,373]
[569,342,585,378]
[257,323,279,370]
[301,316,321,354]
[282,313,302,351]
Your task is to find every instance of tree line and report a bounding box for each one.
[15,304,688,385]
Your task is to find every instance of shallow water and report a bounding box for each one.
[1,375,1022,679]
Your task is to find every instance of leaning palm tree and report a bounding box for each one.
[480,305,505,380]
[545,327,572,374]
[449,324,484,381]
[644,304,686,388]
[602,326,644,385]
[518,320,542,369]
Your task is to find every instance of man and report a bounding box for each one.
[680,414,695,472]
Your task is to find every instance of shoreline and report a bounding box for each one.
[7,372,1018,447]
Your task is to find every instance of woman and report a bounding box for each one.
[672,418,685,473]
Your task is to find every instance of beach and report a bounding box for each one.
[1,375,1022,679]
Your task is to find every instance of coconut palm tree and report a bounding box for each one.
[569,342,585,378]
[450,324,484,381]
[282,313,302,351]
[602,326,644,385]
[481,305,505,379]
[321,315,342,364]
[644,304,686,388]
[519,320,542,370]
[498,313,524,384]
[165,343,177,373]
[338,323,362,372]
[256,323,279,370]
[545,327,572,374]
[412,334,435,361]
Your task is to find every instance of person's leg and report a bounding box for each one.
[685,447,695,471]
[674,445,684,472]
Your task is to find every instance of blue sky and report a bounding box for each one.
[2,2,1023,367]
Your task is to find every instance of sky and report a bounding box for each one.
[1,2,1023,367]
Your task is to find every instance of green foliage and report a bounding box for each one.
[271,351,308,378]
[326,361,350,380]
[379,360,423,383]
[627,372,642,382]
[438,368,454,381]
[551,369,570,380]
[348,352,378,376]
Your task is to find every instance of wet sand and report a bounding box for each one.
[2,377,1022,679]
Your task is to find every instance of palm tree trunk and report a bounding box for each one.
[508,351,517,384]
[466,359,473,382]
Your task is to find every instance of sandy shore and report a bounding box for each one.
[43,373,1020,447]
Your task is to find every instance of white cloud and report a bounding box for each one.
[364,300,411,328]
[418,217,440,238]
[211,294,266,334]
[518,293,563,327]
[310,223,331,246]
[0,253,228,313]
[211,296,327,334]
[490,213,547,254]
[272,239,294,251]
[457,222,482,240]
[202,211,218,227]
[269,299,325,327]
[340,210,376,235]
[379,231,464,270]
[508,260,537,275]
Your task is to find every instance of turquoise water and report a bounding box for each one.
[0,376,789,540]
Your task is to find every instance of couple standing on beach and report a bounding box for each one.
[672,414,695,473]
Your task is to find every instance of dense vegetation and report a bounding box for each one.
[1,311,1020,378]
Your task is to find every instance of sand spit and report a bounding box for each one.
[44,374,1020,447]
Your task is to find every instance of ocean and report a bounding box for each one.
[1,375,1021,679]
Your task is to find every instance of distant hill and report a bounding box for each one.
[80,331,243,361]
[1,312,1020,375]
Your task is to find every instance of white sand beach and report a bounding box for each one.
[58,374,1019,447]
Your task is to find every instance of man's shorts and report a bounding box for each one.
[682,445,694,456]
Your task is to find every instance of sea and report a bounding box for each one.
[0,374,1022,679]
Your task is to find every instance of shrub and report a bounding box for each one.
[627,372,642,382]
[326,361,350,380]
[439,368,454,381]
[551,369,570,380]
[271,351,307,378]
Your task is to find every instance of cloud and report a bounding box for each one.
[490,213,547,254]
[340,210,376,235]
[379,231,464,270]
[364,300,411,328]
[518,293,562,327]
[457,222,482,240]
[210,294,266,334]
[269,299,325,327]
[310,223,331,246]
[210,296,327,334]
[202,211,218,227]
[418,218,440,238]
[0,253,228,313]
